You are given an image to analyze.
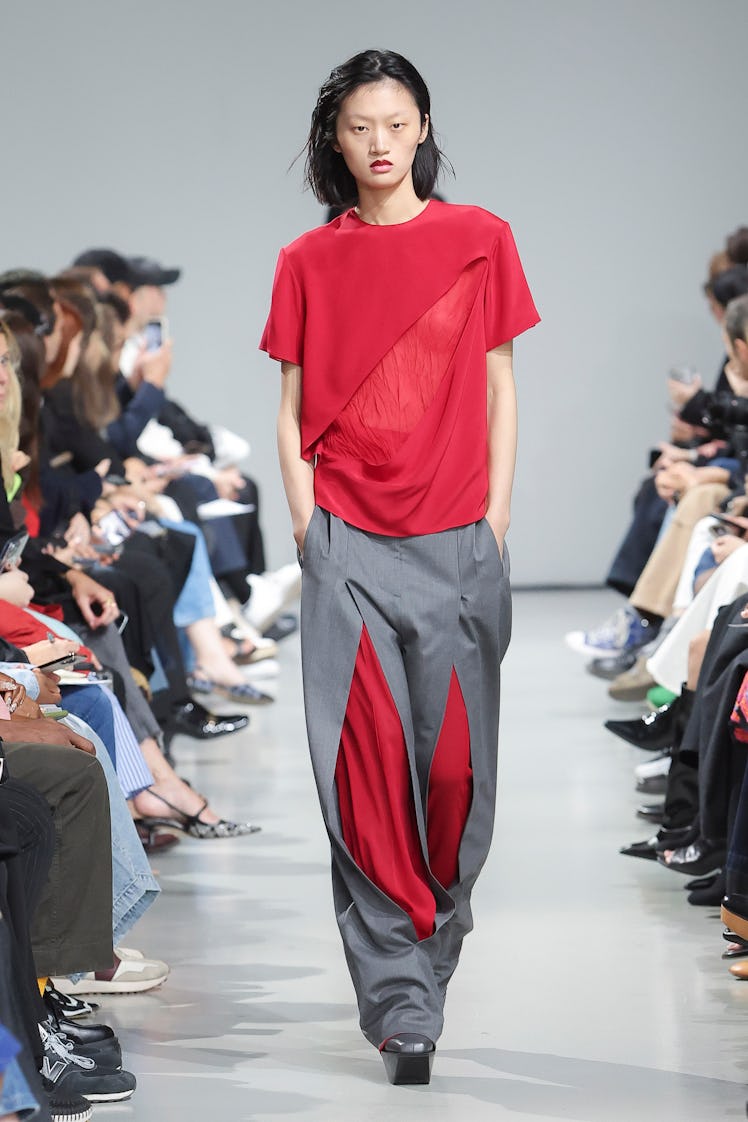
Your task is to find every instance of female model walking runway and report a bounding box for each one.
[261,48,539,1085]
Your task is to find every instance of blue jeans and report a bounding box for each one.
[62,715,160,954]
[0,1055,40,1118]
[61,684,116,767]
[160,519,216,673]
[62,684,153,798]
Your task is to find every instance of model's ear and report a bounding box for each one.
[418,114,429,144]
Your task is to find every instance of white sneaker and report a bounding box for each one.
[52,953,170,995]
[244,564,301,632]
[634,754,671,780]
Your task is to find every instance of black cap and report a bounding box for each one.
[127,256,181,288]
[72,249,135,287]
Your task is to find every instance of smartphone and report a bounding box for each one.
[36,652,78,672]
[96,510,132,547]
[668,365,699,385]
[41,707,69,721]
[144,316,169,352]
[0,531,29,572]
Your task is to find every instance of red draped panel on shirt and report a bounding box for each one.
[260,200,539,536]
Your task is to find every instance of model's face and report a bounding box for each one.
[334,79,428,194]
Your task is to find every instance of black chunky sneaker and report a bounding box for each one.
[39,1079,93,1122]
[44,981,99,1020]
[39,1022,136,1103]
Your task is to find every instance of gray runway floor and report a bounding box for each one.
[98,589,748,1121]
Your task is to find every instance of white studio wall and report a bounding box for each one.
[2,0,746,584]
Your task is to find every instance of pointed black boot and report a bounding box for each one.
[380,1033,435,1085]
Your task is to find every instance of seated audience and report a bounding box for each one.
[0,248,300,1119]
[568,227,748,986]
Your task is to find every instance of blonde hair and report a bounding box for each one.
[0,321,23,495]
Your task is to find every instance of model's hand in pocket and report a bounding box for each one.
[294,506,316,557]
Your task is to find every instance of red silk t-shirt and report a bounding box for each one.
[260,200,539,536]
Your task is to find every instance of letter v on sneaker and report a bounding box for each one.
[52,953,169,994]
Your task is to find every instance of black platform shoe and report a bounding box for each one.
[380,1033,435,1085]
[721,893,748,943]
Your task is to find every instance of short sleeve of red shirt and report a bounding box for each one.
[259,249,305,365]
[484,223,539,351]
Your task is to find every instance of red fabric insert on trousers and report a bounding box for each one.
[335,627,472,941]
[427,671,473,890]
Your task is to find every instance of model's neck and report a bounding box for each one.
[355,180,428,226]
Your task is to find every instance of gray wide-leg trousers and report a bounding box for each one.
[300,508,511,1046]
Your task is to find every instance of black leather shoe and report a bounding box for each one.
[688,869,725,907]
[636,774,668,795]
[264,612,298,642]
[380,1033,435,1085]
[656,838,725,876]
[636,802,665,823]
[164,701,249,744]
[586,650,638,680]
[41,1014,122,1068]
[619,836,659,860]
[686,874,719,891]
[604,703,678,750]
[656,824,697,850]
[53,1015,117,1046]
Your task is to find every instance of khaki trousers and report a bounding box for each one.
[631,483,730,619]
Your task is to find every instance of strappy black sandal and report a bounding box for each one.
[137,790,260,839]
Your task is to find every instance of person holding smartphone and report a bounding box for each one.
[263,49,539,1084]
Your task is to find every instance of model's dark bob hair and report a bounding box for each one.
[304,49,448,207]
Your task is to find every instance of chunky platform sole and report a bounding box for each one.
[721,904,748,943]
[381,1047,435,1085]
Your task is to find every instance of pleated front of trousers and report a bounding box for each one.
[300,507,511,1046]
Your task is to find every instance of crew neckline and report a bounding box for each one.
[348,200,433,228]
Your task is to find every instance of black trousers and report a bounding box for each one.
[606,475,668,597]
[0,918,52,1121]
[4,743,114,977]
[678,593,748,842]
[0,777,55,1058]
[97,535,196,718]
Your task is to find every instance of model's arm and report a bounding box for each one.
[278,362,316,553]
[485,341,517,559]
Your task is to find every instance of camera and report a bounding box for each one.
[697,392,748,463]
